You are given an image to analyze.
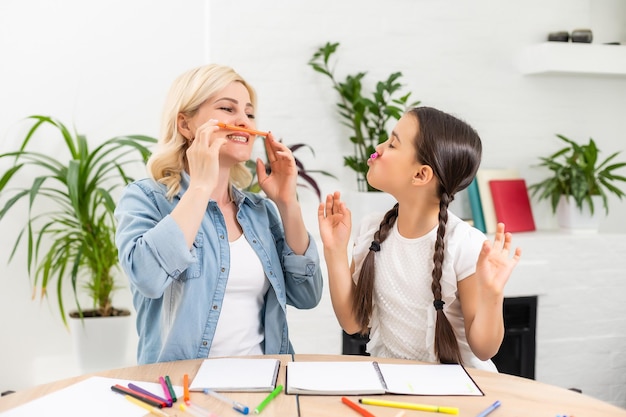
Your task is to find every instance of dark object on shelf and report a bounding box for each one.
[571,29,593,43]
[1,390,15,396]
[548,31,569,42]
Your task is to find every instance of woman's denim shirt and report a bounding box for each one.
[114,174,323,364]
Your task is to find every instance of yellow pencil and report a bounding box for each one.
[124,394,170,417]
[359,398,459,415]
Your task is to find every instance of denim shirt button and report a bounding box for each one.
[212,305,218,310]
[221,267,225,272]
[202,341,208,346]
[219,234,224,239]
[269,270,274,275]
[253,239,257,244]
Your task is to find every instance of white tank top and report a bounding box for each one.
[209,234,270,357]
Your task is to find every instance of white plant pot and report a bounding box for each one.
[69,312,134,373]
[556,195,604,233]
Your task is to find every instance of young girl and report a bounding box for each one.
[318,106,521,371]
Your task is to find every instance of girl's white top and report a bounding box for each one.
[352,211,497,372]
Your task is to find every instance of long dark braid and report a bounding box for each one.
[414,107,482,364]
[432,191,463,364]
[353,203,399,334]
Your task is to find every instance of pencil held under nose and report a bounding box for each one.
[217,122,268,138]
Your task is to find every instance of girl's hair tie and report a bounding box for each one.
[433,300,445,310]
[369,241,381,252]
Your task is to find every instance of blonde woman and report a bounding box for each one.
[115,64,322,364]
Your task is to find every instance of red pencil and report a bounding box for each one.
[342,396,377,417]
[111,384,167,408]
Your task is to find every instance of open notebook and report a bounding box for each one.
[285,361,483,396]
[189,357,280,392]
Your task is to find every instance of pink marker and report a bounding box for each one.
[370,152,379,159]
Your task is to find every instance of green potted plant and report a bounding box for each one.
[0,115,156,370]
[528,133,626,229]
[308,41,421,192]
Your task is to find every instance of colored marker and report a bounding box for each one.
[183,374,190,404]
[253,384,283,414]
[165,375,177,402]
[180,402,220,417]
[342,397,376,417]
[370,152,379,159]
[203,388,249,414]
[125,394,170,417]
[217,122,268,137]
[111,384,166,408]
[158,376,173,405]
[127,382,171,407]
[476,400,501,417]
[359,398,459,415]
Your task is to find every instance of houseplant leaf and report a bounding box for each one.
[0,115,157,325]
[528,134,626,217]
[308,41,420,191]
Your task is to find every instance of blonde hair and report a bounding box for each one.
[147,64,256,199]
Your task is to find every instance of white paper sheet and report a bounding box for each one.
[0,376,184,417]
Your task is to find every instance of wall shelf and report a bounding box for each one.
[517,42,626,77]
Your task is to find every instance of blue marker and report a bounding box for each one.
[203,388,249,415]
[476,400,501,417]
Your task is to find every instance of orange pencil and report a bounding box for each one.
[217,122,268,137]
[183,374,190,404]
[342,397,376,417]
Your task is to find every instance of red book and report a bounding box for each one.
[488,179,536,232]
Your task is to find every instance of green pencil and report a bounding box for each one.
[164,375,177,402]
[253,384,283,414]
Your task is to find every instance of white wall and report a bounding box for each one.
[1,0,626,408]
[0,0,208,392]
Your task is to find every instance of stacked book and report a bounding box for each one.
[468,169,536,234]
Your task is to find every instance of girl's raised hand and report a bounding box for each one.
[475,223,522,295]
[318,191,352,250]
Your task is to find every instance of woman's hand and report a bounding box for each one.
[318,191,352,251]
[256,133,298,205]
[186,119,227,192]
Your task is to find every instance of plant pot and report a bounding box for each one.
[68,309,134,373]
[556,195,604,232]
